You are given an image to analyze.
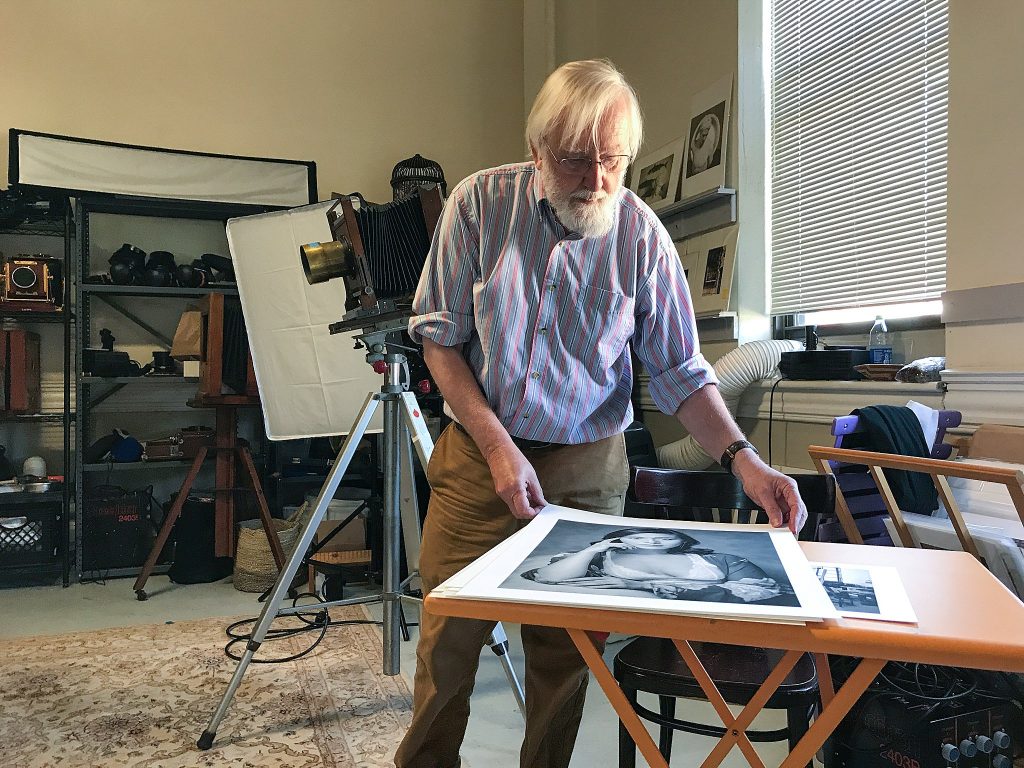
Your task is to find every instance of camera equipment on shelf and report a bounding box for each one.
[0,253,62,311]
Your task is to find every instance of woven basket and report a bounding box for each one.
[233,517,301,593]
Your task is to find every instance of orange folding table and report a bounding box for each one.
[426,542,1024,768]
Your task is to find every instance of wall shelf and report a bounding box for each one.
[81,284,238,298]
[0,412,75,423]
[82,459,210,472]
[658,186,737,240]
[0,311,73,323]
[82,376,198,384]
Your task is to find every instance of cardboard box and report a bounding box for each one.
[961,424,1024,465]
[313,516,366,553]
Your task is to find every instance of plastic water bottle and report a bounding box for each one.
[867,315,893,364]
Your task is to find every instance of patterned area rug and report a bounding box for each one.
[0,607,412,767]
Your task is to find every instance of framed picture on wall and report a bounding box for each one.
[679,76,733,200]
[628,136,687,212]
[687,225,738,317]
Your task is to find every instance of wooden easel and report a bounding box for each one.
[133,293,285,600]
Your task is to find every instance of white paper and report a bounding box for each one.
[905,399,939,454]
[227,202,384,440]
[434,507,838,624]
[810,562,917,623]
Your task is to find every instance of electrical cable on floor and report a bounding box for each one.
[223,591,381,664]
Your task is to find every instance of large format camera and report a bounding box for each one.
[0,254,62,311]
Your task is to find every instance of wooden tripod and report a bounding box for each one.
[133,401,285,600]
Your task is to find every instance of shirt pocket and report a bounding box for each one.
[567,284,635,374]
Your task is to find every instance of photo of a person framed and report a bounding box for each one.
[687,106,725,177]
[628,137,686,211]
[436,507,838,624]
[680,75,733,199]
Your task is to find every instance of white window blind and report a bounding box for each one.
[770,0,948,316]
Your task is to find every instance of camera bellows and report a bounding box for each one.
[305,186,444,313]
[353,194,432,302]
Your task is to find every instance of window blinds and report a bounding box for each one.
[770,0,948,315]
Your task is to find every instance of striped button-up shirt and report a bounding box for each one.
[409,162,716,445]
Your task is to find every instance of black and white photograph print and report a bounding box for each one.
[685,101,725,178]
[628,136,687,212]
[814,565,880,613]
[636,154,674,207]
[808,561,917,623]
[501,518,800,607]
[680,75,733,199]
[438,507,840,623]
[702,245,726,296]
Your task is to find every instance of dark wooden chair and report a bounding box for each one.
[818,410,961,545]
[614,467,837,768]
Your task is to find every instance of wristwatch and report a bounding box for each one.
[720,440,759,476]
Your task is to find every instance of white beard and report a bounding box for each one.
[541,164,618,239]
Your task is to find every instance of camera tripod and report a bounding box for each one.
[198,342,525,750]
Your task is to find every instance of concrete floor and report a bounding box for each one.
[0,574,790,767]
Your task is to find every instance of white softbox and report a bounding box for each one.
[227,202,384,440]
[9,129,315,208]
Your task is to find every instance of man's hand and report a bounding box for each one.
[485,443,548,520]
[732,451,807,534]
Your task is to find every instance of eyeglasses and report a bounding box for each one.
[545,145,631,175]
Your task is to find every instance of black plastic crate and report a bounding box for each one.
[0,503,61,567]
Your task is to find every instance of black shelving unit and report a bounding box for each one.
[74,194,273,581]
[0,202,75,586]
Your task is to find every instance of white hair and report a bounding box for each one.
[526,59,643,159]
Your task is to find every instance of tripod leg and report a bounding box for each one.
[199,393,380,750]
[487,623,526,716]
[133,447,207,600]
[238,446,285,568]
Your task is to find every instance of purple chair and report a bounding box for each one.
[819,410,962,545]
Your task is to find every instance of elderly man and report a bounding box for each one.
[396,58,805,768]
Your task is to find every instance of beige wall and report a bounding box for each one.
[944,0,1024,372]
[1,0,525,202]
[554,0,738,177]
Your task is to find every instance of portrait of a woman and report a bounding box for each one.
[523,526,792,604]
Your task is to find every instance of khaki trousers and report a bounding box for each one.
[394,425,629,768]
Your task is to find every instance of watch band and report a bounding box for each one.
[720,439,758,476]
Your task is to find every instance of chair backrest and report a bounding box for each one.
[831,410,962,459]
[823,409,962,545]
[628,467,836,542]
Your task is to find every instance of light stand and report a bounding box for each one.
[198,322,525,750]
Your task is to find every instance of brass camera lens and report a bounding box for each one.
[300,240,350,285]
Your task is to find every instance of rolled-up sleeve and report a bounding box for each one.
[632,230,718,415]
[408,183,480,347]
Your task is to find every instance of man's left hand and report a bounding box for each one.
[732,452,807,534]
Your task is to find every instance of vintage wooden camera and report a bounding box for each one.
[0,254,62,311]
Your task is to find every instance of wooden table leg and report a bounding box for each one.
[673,639,801,768]
[132,447,208,599]
[567,628,670,768]
[815,653,835,707]
[780,657,885,768]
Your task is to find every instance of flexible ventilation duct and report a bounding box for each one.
[656,339,803,469]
